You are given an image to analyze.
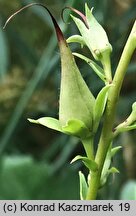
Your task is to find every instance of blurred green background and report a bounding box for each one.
[0,0,136,199]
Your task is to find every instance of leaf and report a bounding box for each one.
[123,123,136,131]
[79,171,88,200]
[115,122,136,135]
[28,117,62,132]
[71,155,98,171]
[93,84,112,132]
[73,52,105,81]
[100,144,120,187]
[67,35,85,48]
[62,119,91,139]
[108,167,120,174]
[111,146,122,157]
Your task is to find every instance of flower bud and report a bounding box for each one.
[67,4,112,74]
[58,37,95,130]
[47,5,95,131]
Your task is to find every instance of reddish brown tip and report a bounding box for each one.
[62,6,89,29]
[3,3,65,43]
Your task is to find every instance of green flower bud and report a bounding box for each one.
[46,4,95,131]
[69,4,112,63]
[64,4,112,82]
[58,38,95,130]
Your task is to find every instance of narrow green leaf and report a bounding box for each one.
[108,167,120,174]
[100,144,112,187]
[71,155,98,171]
[115,122,136,134]
[79,171,88,200]
[111,146,122,157]
[28,117,62,132]
[93,84,112,132]
[100,144,120,187]
[124,123,136,131]
[62,119,91,139]
[73,52,105,81]
[67,35,85,48]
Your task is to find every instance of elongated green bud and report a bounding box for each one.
[58,38,95,129]
[39,6,96,130]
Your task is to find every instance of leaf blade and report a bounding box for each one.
[71,155,98,171]
[93,84,112,132]
[79,171,88,200]
[28,117,62,132]
[73,52,105,81]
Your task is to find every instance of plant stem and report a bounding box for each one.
[102,52,112,83]
[86,21,136,200]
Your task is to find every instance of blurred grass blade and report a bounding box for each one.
[8,28,38,66]
[0,43,58,154]
[22,0,53,27]
[0,28,9,79]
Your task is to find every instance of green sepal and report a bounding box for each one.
[71,155,98,171]
[93,84,112,132]
[67,35,85,48]
[73,52,105,82]
[79,171,88,200]
[28,117,62,132]
[62,119,91,139]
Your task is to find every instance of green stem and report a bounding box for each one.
[82,136,94,160]
[86,21,136,200]
[102,52,112,83]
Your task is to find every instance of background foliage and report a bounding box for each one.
[0,0,136,199]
